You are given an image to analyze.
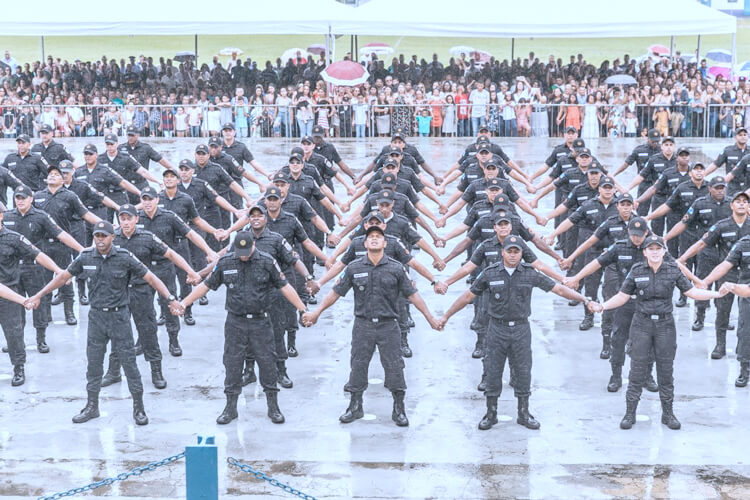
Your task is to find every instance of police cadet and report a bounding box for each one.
[75,143,141,222]
[679,191,750,359]
[310,125,358,182]
[591,235,724,430]
[121,124,175,181]
[664,176,731,330]
[138,186,218,356]
[2,134,49,192]
[26,220,183,425]
[527,126,580,182]
[439,236,589,431]
[33,164,103,326]
[300,134,355,198]
[705,126,749,177]
[0,201,63,386]
[159,167,223,325]
[302,224,440,427]
[100,204,200,390]
[530,139,602,208]
[31,123,75,168]
[98,133,161,205]
[355,127,438,185]
[5,185,83,353]
[177,231,307,425]
[0,159,23,206]
[625,135,677,227]
[221,122,272,184]
[613,128,662,215]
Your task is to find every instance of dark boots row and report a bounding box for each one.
[339,390,409,427]
[216,391,285,425]
[478,395,539,431]
[72,391,148,426]
[620,398,680,431]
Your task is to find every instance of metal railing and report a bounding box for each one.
[2,102,748,140]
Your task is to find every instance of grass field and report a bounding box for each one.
[1,19,750,67]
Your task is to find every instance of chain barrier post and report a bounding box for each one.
[185,435,218,500]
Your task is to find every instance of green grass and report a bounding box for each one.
[1,20,750,67]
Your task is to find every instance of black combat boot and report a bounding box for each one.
[151,361,167,389]
[51,290,62,306]
[132,393,149,425]
[645,366,659,392]
[600,333,611,359]
[36,328,49,354]
[72,392,100,423]
[64,301,77,326]
[266,391,285,424]
[168,332,182,357]
[711,330,727,359]
[78,281,89,306]
[241,361,257,386]
[287,331,298,357]
[692,307,706,331]
[198,296,208,306]
[472,332,485,359]
[101,358,122,387]
[516,396,540,429]
[400,331,412,358]
[661,399,681,430]
[477,370,487,392]
[183,305,195,326]
[607,365,623,392]
[216,394,239,424]
[620,399,638,429]
[277,361,293,389]
[391,390,409,427]
[735,361,750,387]
[11,364,24,386]
[339,392,364,423]
[579,310,594,331]
[478,396,498,430]
[675,293,687,308]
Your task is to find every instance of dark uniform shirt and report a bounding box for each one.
[726,236,750,283]
[563,182,599,212]
[244,227,297,270]
[368,178,420,205]
[119,140,162,174]
[360,191,419,221]
[265,210,310,248]
[681,195,730,234]
[593,215,630,250]
[714,143,748,175]
[597,239,678,284]
[702,217,750,259]
[342,234,412,266]
[2,206,62,249]
[67,246,148,309]
[352,213,421,247]
[568,198,618,235]
[461,178,519,210]
[0,227,40,285]
[664,180,708,217]
[2,152,49,191]
[280,163,326,188]
[314,141,342,166]
[74,163,126,204]
[620,260,692,315]
[624,142,660,172]
[113,228,169,285]
[222,139,255,176]
[458,160,512,191]
[639,153,676,188]
[205,250,287,315]
[468,213,534,244]
[470,237,537,271]
[32,187,88,233]
[459,141,511,167]
[158,190,200,224]
[97,152,142,187]
[194,160,234,197]
[652,166,690,199]
[258,193,316,223]
[30,140,74,168]
[210,152,246,182]
[543,143,575,171]
[463,199,495,228]
[304,151,338,188]
[65,179,106,214]
[727,153,750,194]
[286,173,324,203]
[136,208,191,260]
[470,262,555,320]
[333,255,416,320]
[178,178,220,223]
[0,166,23,205]
[370,165,424,193]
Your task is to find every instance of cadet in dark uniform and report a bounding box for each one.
[440,236,588,430]
[706,126,749,177]
[121,124,175,178]
[99,133,161,205]
[31,124,74,168]
[2,134,49,192]
[593,235,724,430]
[100,204,200,390]
[527,126,579,182]
[311,125,357,180]
[6,186,83,353]
[0,162,23,206]
[302,224,439,426]
[178,231,307,425]
[0,201,62,386]
[612,128,662,215]
[28,221,182,425]
[355,127,441,185]
[221,122,273,207]
[33,165,103,326]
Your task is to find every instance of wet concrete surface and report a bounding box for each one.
[2,137,750,499]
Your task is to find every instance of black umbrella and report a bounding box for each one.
[174,51,196,63]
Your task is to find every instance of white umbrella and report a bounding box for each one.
[281,48,307,64]
[605,74,637,85]
[450,45,475,57]
[471,50,493,63]
[219,47,243,56]
[360,42,394,57]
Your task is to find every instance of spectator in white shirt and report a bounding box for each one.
[468,82,490,135]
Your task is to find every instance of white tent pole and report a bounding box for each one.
[40,36,45,61]
[731,32,737,80]
[511,38,514,61]
[194,35,198,65]
[697,35,701,61]
[669,36,674,59]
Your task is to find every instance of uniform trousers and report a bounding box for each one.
[344,317,405,393]
[625,312,676,404]
[223,312,278,395]
[86,306,143,395]
[483,319,532,398]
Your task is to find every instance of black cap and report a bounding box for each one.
[162,168,178,177]
[92,221,114,236]
[221,122,235,131]
[494,209,512,225]
[58,160,74,173]
[383,158,399,169]
[178,159,195,170]
[387,146,403,156]
[617,193,634,204]
[14,185,33,198]
[365,211,385,223]
[572,138,586,149]
[477,143,491,153]
[264,187,282,199]
[494,194,511,209]
[628,217,648,236]
[391,127,405,140]
[599,176,615,188]
[365,224,385,237]
[290,146,304,156]
[732,190,750,202]
[641,234,666,249]
[104,133,118,144]
[118,203,138,217]
[578,147,592,157]
[503,235,523,251]
[477,124,490,133]
[648,128,660,140]
[140,186,159,199]
[208,137,222,147]
[565,126,578,134]
[661,136,675,144]
[381,172,398,186]
[248,204,267,215]
[737,127,748,135]
[289,152,303,163]
[300,135,313,144]
[234,231,255,257]
[690,162,705,170]
[15,134,30,143]
[126,125,138,135]
[83,143,97,155]
[487,178,502,190]
[377,189,395,204]
[40,124,53,134]
[710,176,727,187]
[587,165,602,175]
[677,146,690,155]
[195,144,209,154]
[272,172,289,184]
[312,125,325,137]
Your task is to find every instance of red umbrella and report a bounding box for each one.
[471,50,492,63]
[709,65,731,79]
[307,44,326,56]
[321,61,370,86]
[648,44,670,56]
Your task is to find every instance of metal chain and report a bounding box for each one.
[37,452,185,500]
[227,457,317,500]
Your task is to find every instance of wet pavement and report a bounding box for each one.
[2,137,750,499]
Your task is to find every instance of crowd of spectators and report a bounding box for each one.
[0,48,748,140]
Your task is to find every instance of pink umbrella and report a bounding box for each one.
[321,61,370,86]
[360,42,394,56]
[471,50,493,63]
[307,44,326,56]
[709,66,731,79]
[648,44,670,56]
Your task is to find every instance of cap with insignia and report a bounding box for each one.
[641,234,666,249]
[58,160,74,173]
[732,190,750,202]
[140,186,158,199]
[391,128,405,140]
[118,203,138,217]
[15,134,30,143]
[565,126,578,134]
[104,133,118,144]
[627,217,648,237]
[365,211,385,223]
[83,143,98,155]
[484,158,499,169]
[289,152,303,162]
[92,221,114,236]
[599,176,615,188]
[377,189,395,204]
[661,136,675,144]
[14,185,33,198]
[578,147,592,158]
[195,144,209,154]
[40,124,53,134]
[264,187,282,199]
[365,224,385,237]
[381,172,398,186]
[248,204,267,215]
[221,122,235,131]
[162,167,178,177]
[690,162,705,170]
[487,178,502,190]
[383,158,399,169]
[126,125,138,136]
[648,128,660,140]
[677,146,690,155]
[503,236,523,250]
[710,176,727,187]
[617,193,634,204]
[387,146,403,156]
[178,159,195,170]
[300,135,313,144]
[208,136,222,147]
[272,172,289,184]
[494,210,512,225]
[312,125,325,137]
[572,138,586,149]
[234,231,254,256]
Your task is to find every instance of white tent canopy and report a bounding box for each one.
[2,0,736,37]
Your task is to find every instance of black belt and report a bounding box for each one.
[91,305,127,312]
[230,311,268,319]
[19,259,37,265]
[356,316,396,323]
[495,318,529,326]
[638,312,672,320]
